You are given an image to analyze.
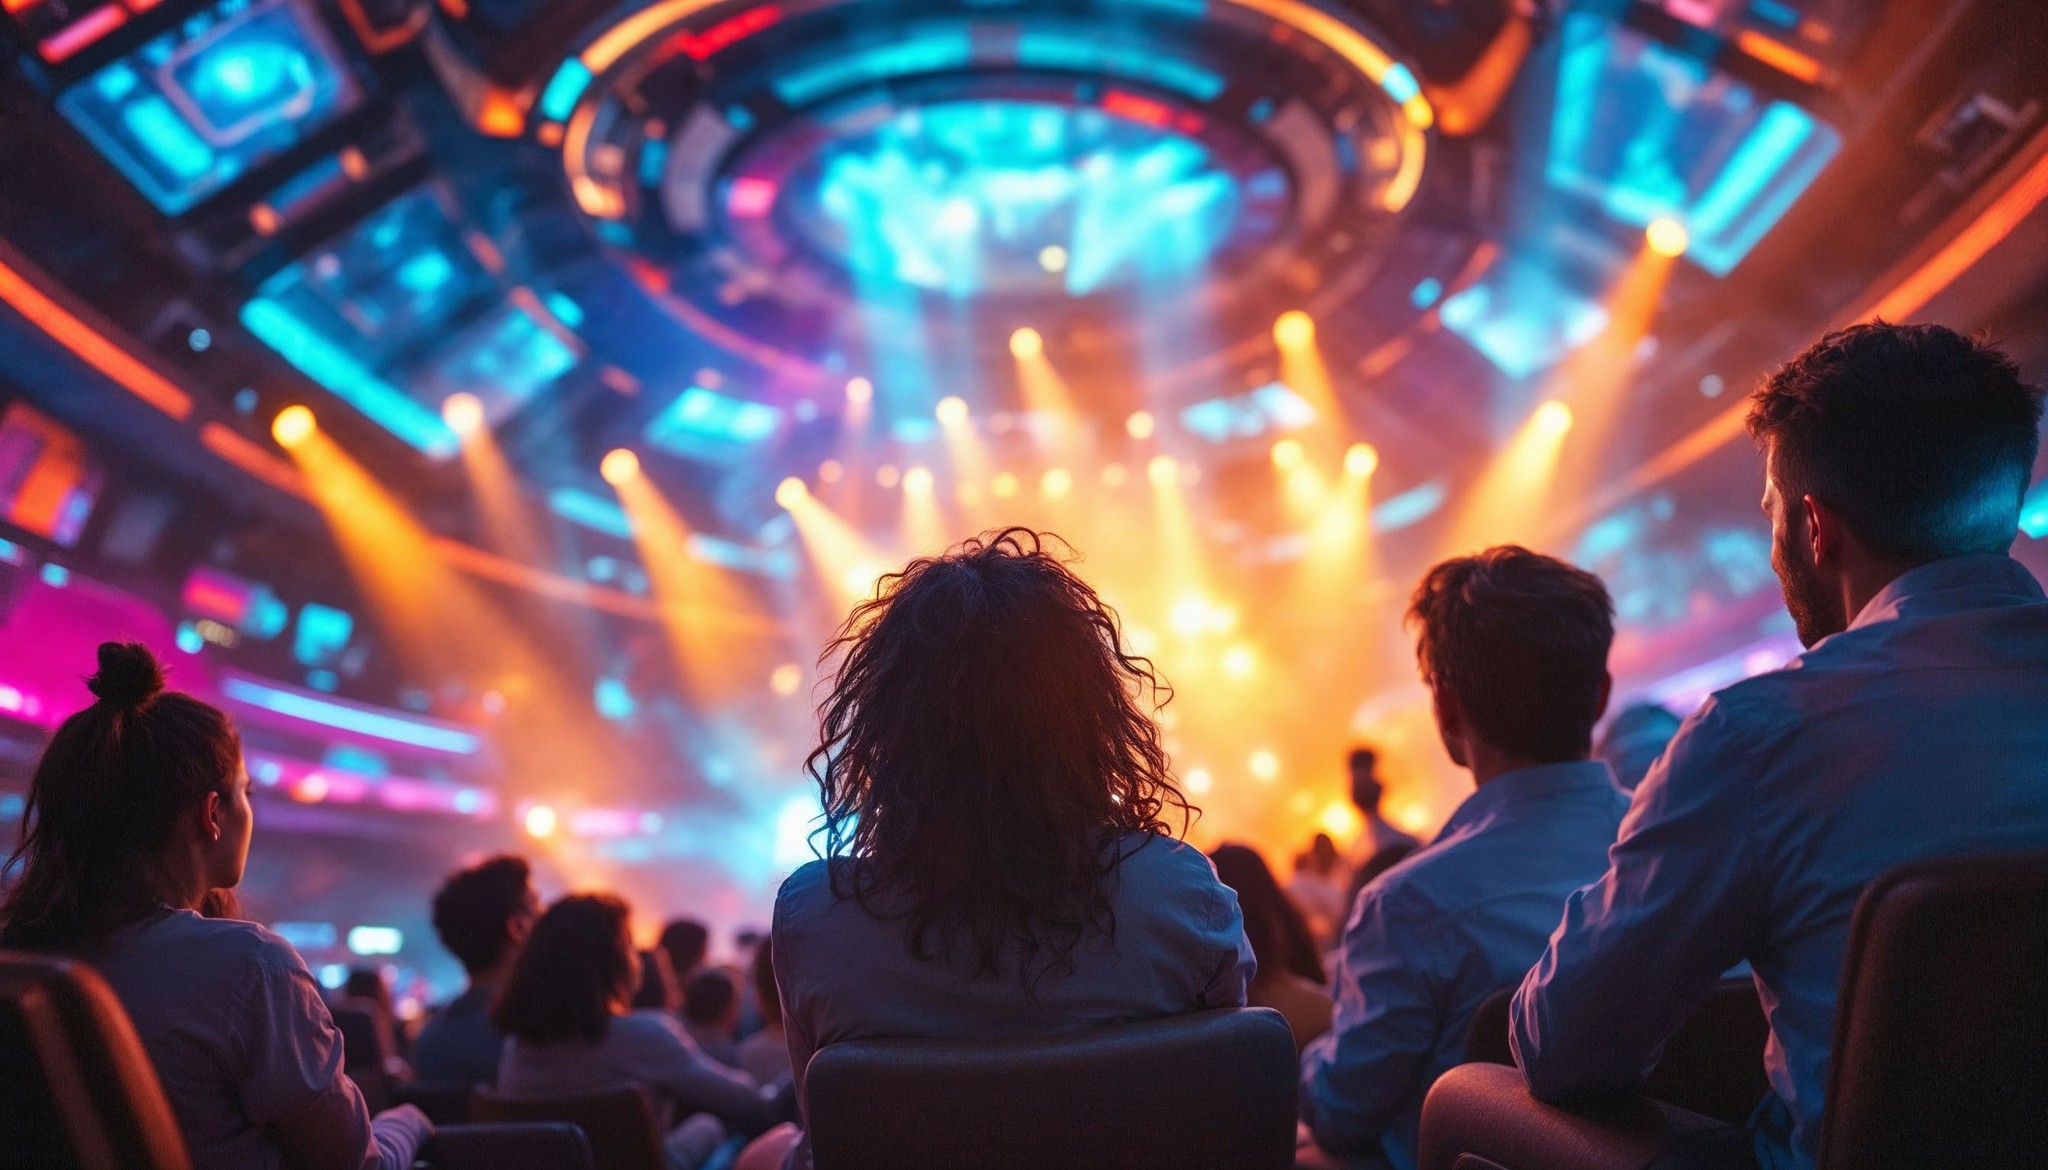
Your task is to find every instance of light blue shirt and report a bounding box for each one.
[774,833,1253,1117]
[1301,761,1629,1169]
[1513,555,2048,1169]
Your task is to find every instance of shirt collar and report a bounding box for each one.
[1438,759,1619,839]
[1848,554,2046,632]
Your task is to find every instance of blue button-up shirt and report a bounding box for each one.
[1513,555,2048,1169]
[1301,761,1629,1169]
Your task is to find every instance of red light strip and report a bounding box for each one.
[0,246,193,420]
[38,3,126,61]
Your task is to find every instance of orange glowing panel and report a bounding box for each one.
[1101,90,1176,128]
[1735,30,1825,85]
[1868,144,2048,325]
[4,0,40,13]
[477,89,527,137]
[0,247,192,420]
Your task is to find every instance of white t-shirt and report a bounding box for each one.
[84,908,425,1169]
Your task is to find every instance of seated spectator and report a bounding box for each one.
[0,643,431,1168]
[635,947,682,1014]
[734,939,791,1085]
[1299,549,1628,1170]
[1287,833,1349,946]
[1592,702,1683,792]
[495,893,775,1170]
[340,966,411,1076]
[1209,844,1332,1050]
[766,530,1253,1169]
[415,854,538,1087]
[659,918,711,988]
[1514,322,2048,1169]
[682,967,743,1068]
[1342,747,1420,907]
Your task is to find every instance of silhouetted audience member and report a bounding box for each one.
[415,854,538,1087]
[1287,834,1349,945]
[337,966,411,1081]
[495,894,774,1170]
[0,643,431,1168]
[634,947,682,1014]
[1593,702,1683,792]
[1300,550,1627,1170]
[762,530,1253,1170]
[1514,322,2048,1169]
[659,918,711,987]
[1209,844,1331,1050]
[1343,748,1419,907]
[682,967,743,1068]
[734,939,791,1086]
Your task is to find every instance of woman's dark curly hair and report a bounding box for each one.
[491,893,635,1045]
[805,528,1191,991]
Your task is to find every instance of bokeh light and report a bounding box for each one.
[600,447,640,485]
[271,405,315,448]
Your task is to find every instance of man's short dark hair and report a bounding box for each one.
[430,855,532,976]
[1748,322,2044,563]
[659,918,709,978]
[682,966,737,1024]
[1346,748,1384,812]
[1409,546,1614,763]
[1346,747,1377,773]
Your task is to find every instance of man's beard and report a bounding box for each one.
[1775,544,1847,648]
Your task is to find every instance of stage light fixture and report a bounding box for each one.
[1345,442,1380,478]
[818,459,844,483]
[846,377,874,405]
[775,477,807,509]
[600,448,640,484]
[1126,410,1156,440]
[272,405,315,448]
[1041,467,1073,499]
[876,464,901,489]
[1148,454,1180,488]
[902,466,935,494]
[934,396,969,426]
[1534,401,1575,434]
[442,392,485,436]
[1010,327,1044,360]
[1646,217,1690,258]
[1038,245,1069,273]
[1273,310,1315,348]
[523,804,558,839]
[1271,438,1304,469]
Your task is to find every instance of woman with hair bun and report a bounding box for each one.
[0,643,431,1169]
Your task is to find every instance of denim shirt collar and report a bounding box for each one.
[1437,760,1620,840]
[1848,554,2046,633]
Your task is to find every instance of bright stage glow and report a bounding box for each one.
[1221,644,1258,679]
[1010,327,1044,360]
[1646,216,1690,258]
[934,396,969,426]
[902,466,935,495]
[818,459,843,483]
[845,377,874,405]
[523,804,559,839]
[775,477,807,509]
[1249,749,1281,782]
[442,392,485,436]
[1534,401,1575,434]
[769,663,803,697]
[1345,442,1380,478]
[991,471,1020,499]
[1184,768,1214,795]
[1126,410,1156,440]
[1041,467,1074,499]
[271,405,315,448]
[1271,438,1304,470]
[1273,310,1315,349]
[801,99,1245,295]
[600,448,640,485]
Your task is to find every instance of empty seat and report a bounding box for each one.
[1418,849,2048,1170]
[0,951,192,1170]
[803,1006,1298,1170]
[473,1085,668,1170]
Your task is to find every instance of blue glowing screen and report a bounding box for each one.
[1178,382,1317,444]
[1548,13,1841,274]
[790,100,1244,296]
[1439,263,1609,380]
[58,0,361,214]
[241,188,501,456]
[645,386,783,464]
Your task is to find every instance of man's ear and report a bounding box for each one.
[1594,671,1613,723]
[1802,492,1837,567]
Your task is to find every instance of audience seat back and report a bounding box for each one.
[803,1007,1297,1170]
[1819,848,2048,1169]
[0,951,192,1170]
[472,1085,666,1170]
[1464,979,1769,1126]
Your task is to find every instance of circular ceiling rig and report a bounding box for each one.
[541,0,1434,400]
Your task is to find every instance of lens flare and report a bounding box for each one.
[1646,217,1690,258]
[523,804,558,839]
[1273,310,1315,349]
[272,405,315,448]
[1534,401,1575,434]
[600,448,640,485]
[1009,327,1044,360]
[1344,442,1380,478]
[441,392,485,436]
[1041,467,1073,499]
[902,466,935,495]
[935,396,969,426]
[775,477,807,509]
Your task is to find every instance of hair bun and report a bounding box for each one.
[87,642,167,707]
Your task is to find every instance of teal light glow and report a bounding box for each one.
[773,31,975,107]
[593,677,638,721]
[1546,13,1841,274]
[1014,32,1226,100]
[549,487,634,539]
[220,676,483,754]
[2022,479,2048,540]
[1371,479,1447,533]
[1439,264,1609,379]
[801,99,1242,296]
[646,386,782,461]
[539,57,594,122]
[293,603,354,668]
[1178,382,1318,443]
[240,298,457,457]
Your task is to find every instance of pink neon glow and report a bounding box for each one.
[728,176,778,217]
[182,566,256,627]
[245,749,497,819]
[39,4,126,61]
[672,4,781,61]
